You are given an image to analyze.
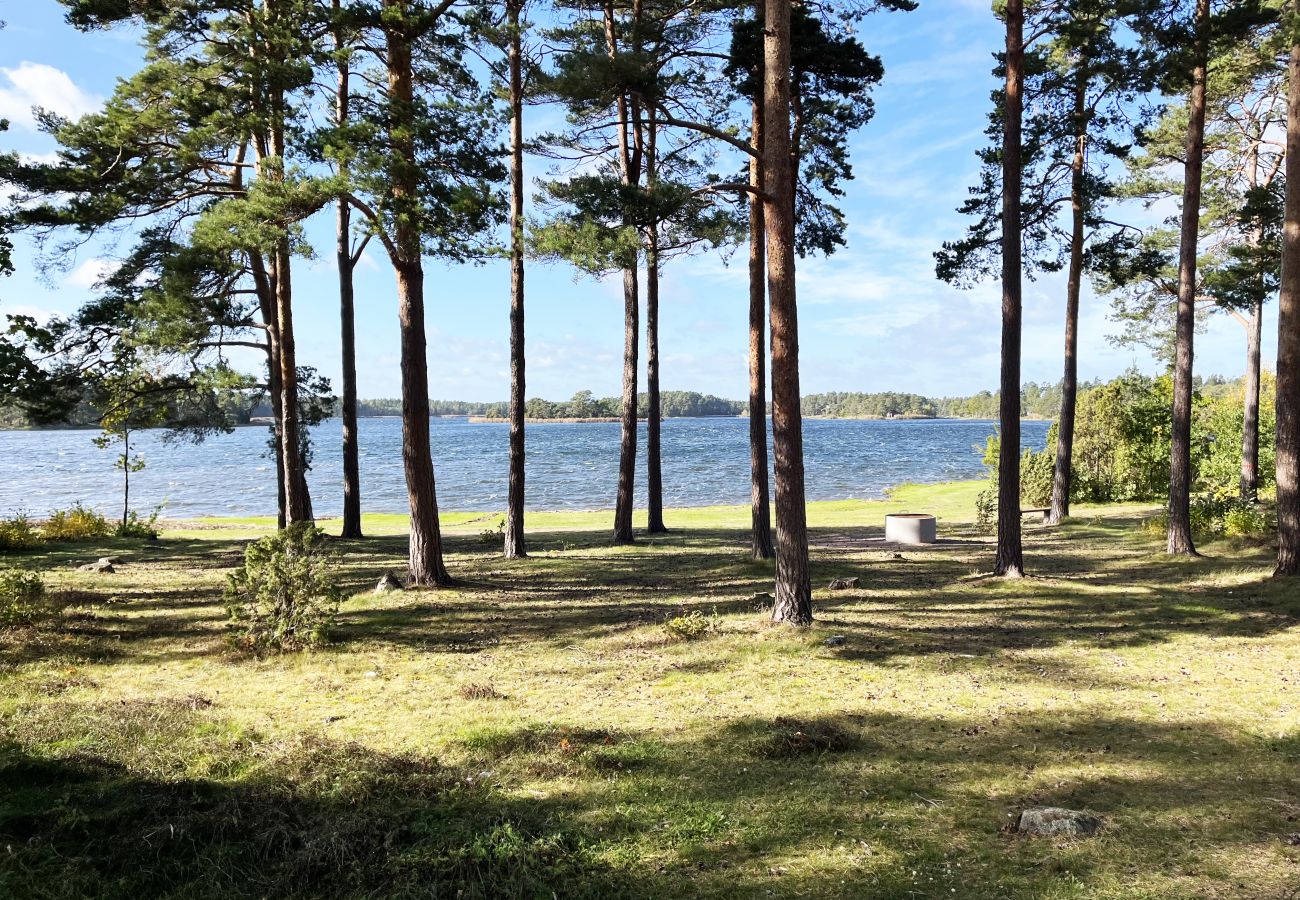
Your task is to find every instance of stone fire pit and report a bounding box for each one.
[884,512,937,544]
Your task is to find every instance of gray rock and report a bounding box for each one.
[374,572,403,594]
[824,635,847,647]
[78,560,116,574]
[1017,807,1103,837]
[827,577,860,590]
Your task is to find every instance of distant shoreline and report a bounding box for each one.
[0,413,1055,432]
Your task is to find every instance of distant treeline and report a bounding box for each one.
[358,383,1078,420]
[5,377,1247,428]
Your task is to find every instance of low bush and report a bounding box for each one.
[0,568,62,628]
[663,610,715,641]
[116,508,160,540]
[224,523,341,651]
[1136,495,1269,541]
[478,518,505,546]
[0,514,40,551]
[42,504,112,542]
[1222,502,1269,537]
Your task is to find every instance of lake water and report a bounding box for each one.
[0,417,1052,518]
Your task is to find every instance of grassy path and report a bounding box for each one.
[2,482,1298,898]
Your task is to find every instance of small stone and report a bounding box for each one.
[374,572,403,594]
[100,556,123,565]
[1017,807,1103,837]
[78,560,115,574]
[824,635,846,647]
[363,671,379,679]
[827,577,860,590]
[1285,833,1300,846]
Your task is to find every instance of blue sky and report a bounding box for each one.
[0,1,1277,402]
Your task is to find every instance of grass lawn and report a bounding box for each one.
[2,480,1299,898]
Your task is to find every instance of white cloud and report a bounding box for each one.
[64,258,119,290]
[0,62,101,130]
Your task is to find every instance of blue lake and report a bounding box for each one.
[0,417,1052,518]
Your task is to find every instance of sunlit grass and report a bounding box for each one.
[2,481,1298,898]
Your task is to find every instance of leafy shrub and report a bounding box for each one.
[1136,513,1168,537]
[224,523,341,651]
[42,504,112,542]
[0,568,62,628]
[1138,495,1268,541]
[478,518,505,545]
[0,513,40,551]
[662,610,716,641]
[973,433,1053,530]
[116,508,160,540]
[974,485,997,533]
[1190,493,1269,539]
[1222,502,1268,537]
[1020,443,1056,508]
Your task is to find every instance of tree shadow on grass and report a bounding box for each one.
[4,698,1297,899]
[7,514,1296,671]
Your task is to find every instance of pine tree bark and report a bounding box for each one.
[121,430,130,532]
[1276,34,1300,577]
[336,15,362,540]
[994,0,1025,577]
[386,1,449,586]
[503,0,527,559]
[1241,298,1262,502]
[614,265,640,544]
[645,101,666,535]
[608,0,640,545]
[646,231,666,533]
[1047,75,1087,527]
[268,350,288,529]
[1167,0,1210,557]
[764,0,811,624]
[270,196,311,522]
[748,97,773,560]
[254,257,288,528]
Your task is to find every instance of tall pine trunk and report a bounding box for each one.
[503,0,527,559]
[614,265,639,544]
[1047,74,1087,527]
[387,2,449,585]
[608,1,640,545]
[1167,0,1210,557]
[748,97,773,560]
[261,12,312,527]
[994,0,1025,577]
[1276,33,1300,577]
[645,104,666,535]
[121,429,130,532]
[254,259,288,528]
[267,344,288,529]
[764,0,811,624]
[1241,298,1262,502]
[335,18,362,540]
[646,233,665,533]
[273,244,313,524]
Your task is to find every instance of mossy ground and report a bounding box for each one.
[2,481,1298,898]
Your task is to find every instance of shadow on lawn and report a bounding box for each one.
[5,516,1295,669]
[2,698,1297,899]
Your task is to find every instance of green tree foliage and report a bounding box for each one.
[726,5,890,256]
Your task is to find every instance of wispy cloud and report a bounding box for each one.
[0,62,101,130]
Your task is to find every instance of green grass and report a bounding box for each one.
[2,481,1299,898]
